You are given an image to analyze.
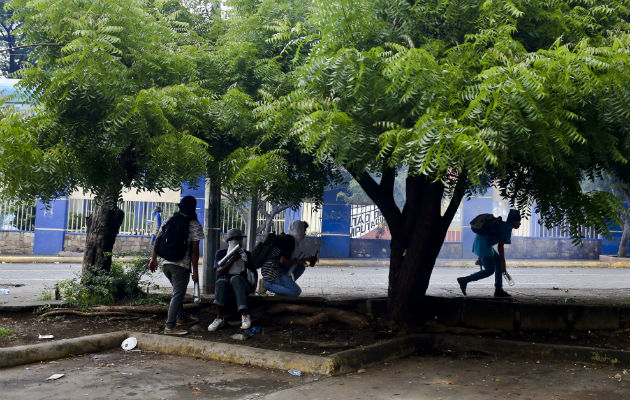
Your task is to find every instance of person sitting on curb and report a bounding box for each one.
[149,196,204,335]
[457,209,521,298]
[208,229,256,331]
[260,221,317,297]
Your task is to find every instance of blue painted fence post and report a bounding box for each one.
[33,198,69,255]
[320,188,351,258]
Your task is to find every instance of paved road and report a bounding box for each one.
[1,262,629,304]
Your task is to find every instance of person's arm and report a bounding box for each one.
[497,240,506,273]
[190,240,200,282]
[216,252,241,278]
[149,233,161,272]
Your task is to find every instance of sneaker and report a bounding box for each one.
[164,327,188,335]
[240,314,252,330]
[494,288,512,298]
[457,277,468,296]
[207,318,225,332]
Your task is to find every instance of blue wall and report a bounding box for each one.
[320,187,351,258]
[33,198,68,255]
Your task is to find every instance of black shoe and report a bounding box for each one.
[457,278,467,296]
[494,288,511,298]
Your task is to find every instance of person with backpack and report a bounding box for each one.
[149,195,204,335]
[457,209,521,298]
[207,228,257,332]
[257,221,317,297]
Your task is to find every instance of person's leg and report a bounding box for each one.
[264,274,301,297]
[165,265,190,330]
[457,256,494,295]
[230,275,252,329]
[209,278,230,331]
[492,251,511,297]
[291,264,306,281]
[461,257,495,283]
[493,251,503,289]
[213,278,229,318]
[229,275,250,314]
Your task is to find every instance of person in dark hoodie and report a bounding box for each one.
[457,209,521,298]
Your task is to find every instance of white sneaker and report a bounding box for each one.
[240,314,252,330]
[207,318,225,332]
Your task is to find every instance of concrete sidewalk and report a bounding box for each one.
[1,255,628,268]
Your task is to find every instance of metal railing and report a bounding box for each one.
[300,202,322,236]
[0,199,36,231]
[67,199,179,235]
[67,198,288,236]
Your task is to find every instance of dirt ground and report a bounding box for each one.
[0,306,395,355]
[2,303,629,354]
[0,348,627,400]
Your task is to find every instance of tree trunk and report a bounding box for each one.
[617,212,630,258]
[82,191,124,275]
[388,176,450,325]
[350,169,467,327]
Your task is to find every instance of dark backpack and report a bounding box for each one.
[155,213,192,261]
[251,232,279,269]
[470,214,503,235]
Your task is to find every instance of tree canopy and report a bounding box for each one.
[259,0,630,239]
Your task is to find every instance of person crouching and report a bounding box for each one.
[208,229,256,331]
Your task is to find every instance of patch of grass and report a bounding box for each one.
[58,255,157,310]
[0,327,17,338]
[38,288,53,301]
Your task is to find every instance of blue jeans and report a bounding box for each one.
[214,275,250,312]
[461,251,503,289]
[265,264,306,297]
[163,263,190,329]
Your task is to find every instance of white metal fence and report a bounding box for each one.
[67,199,180,235]
[0,199,36,231]
[300,202,322,236]
[66,198,289,235]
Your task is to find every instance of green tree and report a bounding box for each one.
[192,0,335,232]
[0,0,211,273]
[259,0,630,324]
[0,0,30,76]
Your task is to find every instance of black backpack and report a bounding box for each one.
[470,214,503,235]
[155,213,193,261]
[251,232,295,269]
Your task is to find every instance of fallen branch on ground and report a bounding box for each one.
[91,303,203,314]
[39,309,131,318]
[39,303,204,318]
[265,304,369,328]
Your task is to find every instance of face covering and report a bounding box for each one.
[227,239,245,274]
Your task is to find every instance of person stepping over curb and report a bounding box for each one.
[208,229,257,332]
[457,209,521,298]
[150,195,205,336]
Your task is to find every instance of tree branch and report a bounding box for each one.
[351,168,403,237]
[442,173,467,233]
[0,43,64,53]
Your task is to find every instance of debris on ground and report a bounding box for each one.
[46,374,64,380]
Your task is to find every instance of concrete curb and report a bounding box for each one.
[328,335,426,374]
[0,331,128,369]
[129,331,335,375]
[422,333,630,366]
[1,330,627,372]
[0,256,628,268]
